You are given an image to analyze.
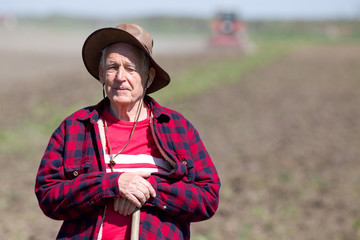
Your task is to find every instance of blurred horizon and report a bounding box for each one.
[1,0,360,21]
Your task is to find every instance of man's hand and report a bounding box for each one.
[114,197,137,216]
[117,172,156,208]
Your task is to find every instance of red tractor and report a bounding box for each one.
[209,11,247,49]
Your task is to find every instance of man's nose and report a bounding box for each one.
[115,66,126,81]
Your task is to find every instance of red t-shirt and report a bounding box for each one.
[100,109,171,240]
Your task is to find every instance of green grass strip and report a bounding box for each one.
[152,41,294,103]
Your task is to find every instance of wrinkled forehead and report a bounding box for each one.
[103,43,144,63]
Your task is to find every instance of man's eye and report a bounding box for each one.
[106,66,118,71]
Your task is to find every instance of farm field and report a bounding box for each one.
[1,22,360,240]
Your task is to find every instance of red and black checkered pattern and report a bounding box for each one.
[35,97,220,239]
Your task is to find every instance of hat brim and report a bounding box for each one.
[82,27,170,94]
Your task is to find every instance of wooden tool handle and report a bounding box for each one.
[130,208,140,240]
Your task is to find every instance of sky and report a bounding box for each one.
[1,0,360,20]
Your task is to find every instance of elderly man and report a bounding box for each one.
[35,24,220,240]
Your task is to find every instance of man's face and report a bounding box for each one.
[99,43,150,107]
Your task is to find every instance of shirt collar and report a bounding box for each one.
[145,96,171,123]
[76,98,107,124]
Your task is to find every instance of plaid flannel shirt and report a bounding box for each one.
[35,96,220,240]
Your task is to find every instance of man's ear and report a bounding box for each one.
[146,67,155,88]
[99,64,105,84]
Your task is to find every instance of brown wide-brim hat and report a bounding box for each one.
[82,24,170,94]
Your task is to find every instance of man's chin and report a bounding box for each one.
[109,95,134,105]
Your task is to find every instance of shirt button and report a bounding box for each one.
[73,171,79,177]
[182,161,187,166]
[163,205,167,210]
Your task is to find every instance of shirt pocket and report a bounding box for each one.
[63,157,93,180]
[63,128,99,179]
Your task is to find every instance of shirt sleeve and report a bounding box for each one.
[34,121,121,221]
[146,125,221,223]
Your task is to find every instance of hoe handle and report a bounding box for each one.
[130,208,140,240]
